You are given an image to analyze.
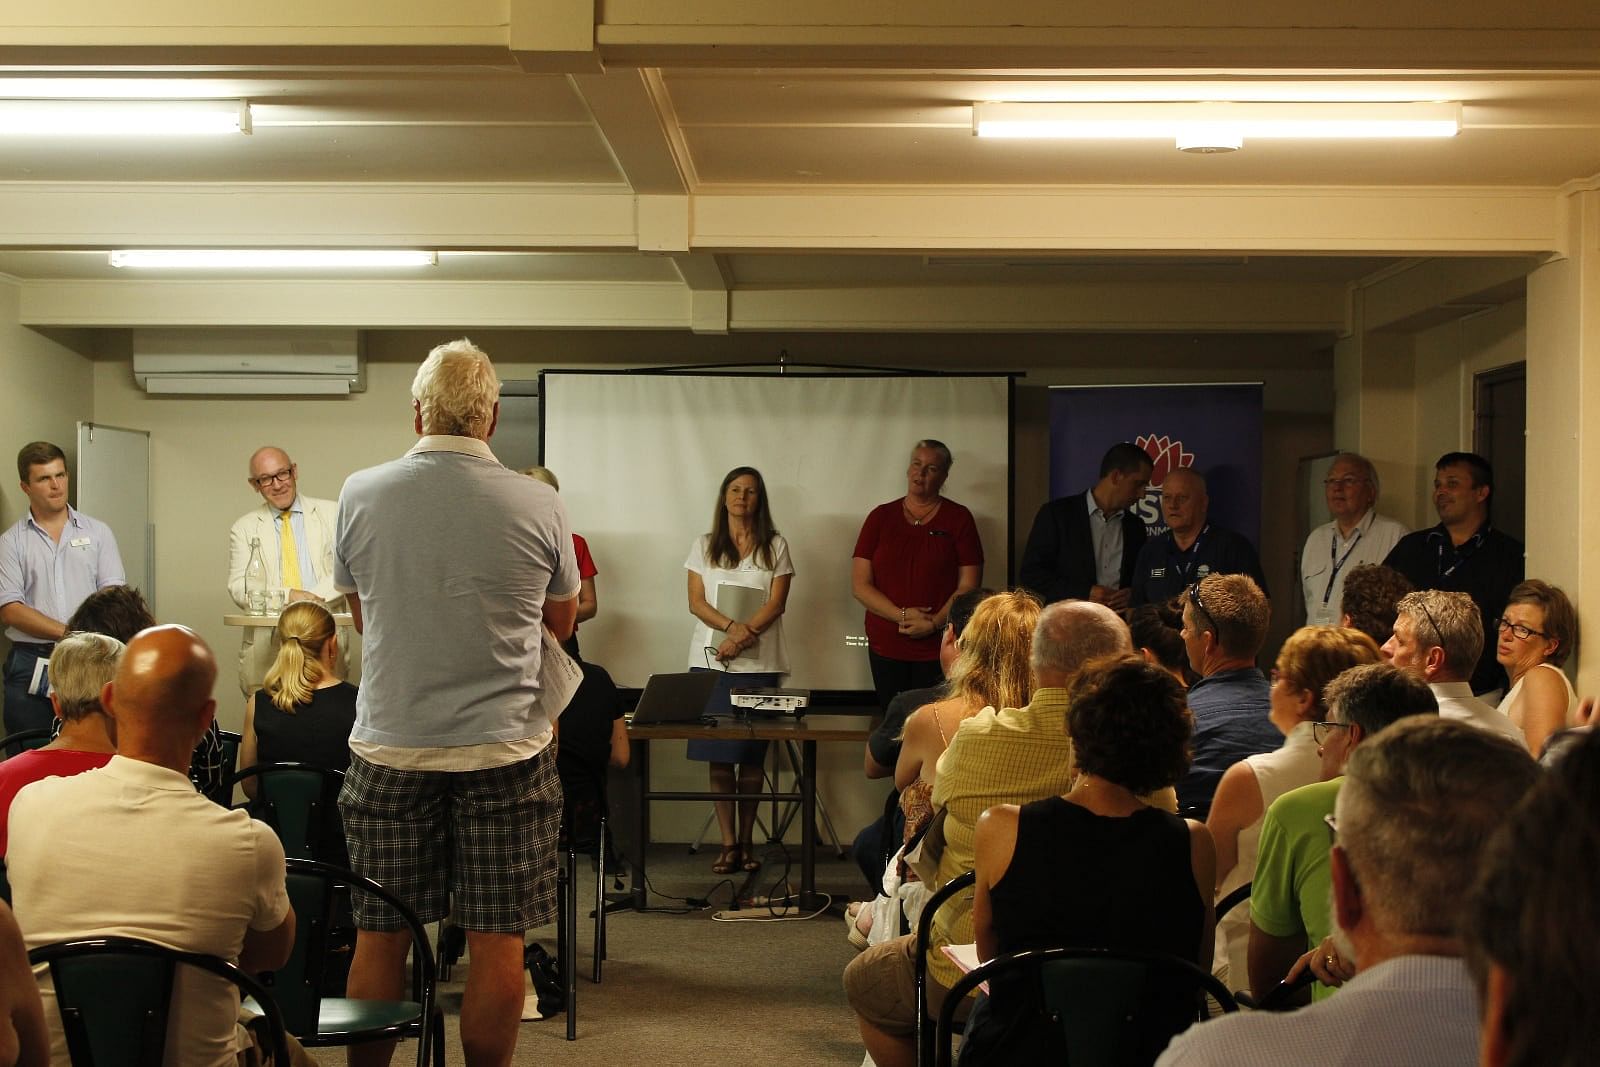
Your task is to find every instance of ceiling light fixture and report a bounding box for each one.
[109,250,438,270]
[972,101,1460,150]
[0,98,251,136]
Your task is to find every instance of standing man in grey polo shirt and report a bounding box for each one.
[334,339,578,1067]
[1,441,126,734]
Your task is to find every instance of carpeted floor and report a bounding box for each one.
[311,840,872,1066]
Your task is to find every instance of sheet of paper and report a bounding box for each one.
[539,626,583,719]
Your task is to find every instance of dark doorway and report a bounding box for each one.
[1474,363,1526,544]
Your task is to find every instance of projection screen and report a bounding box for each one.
[540,372,1012,692]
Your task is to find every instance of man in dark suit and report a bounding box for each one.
[1019,442,1153,609]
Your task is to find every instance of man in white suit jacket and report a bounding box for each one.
[227,446,352,695]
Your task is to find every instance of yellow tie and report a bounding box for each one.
[279,511,303,589]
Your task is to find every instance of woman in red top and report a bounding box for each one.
[851,440,983,711]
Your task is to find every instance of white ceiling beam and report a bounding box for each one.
[0,183,637,250]
[510,0,601,73]
[1356,256,1541,332]
[671,254,732,292]
[571,67,695,195]
[16,278,691,329]
[690,188,1566,257]
[727,282,1348,333]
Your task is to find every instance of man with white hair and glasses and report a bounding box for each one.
[1382,589,1525,746]
[1299,453,1408,626]
[334,339,579,1067]
[1160,717,1538,1066]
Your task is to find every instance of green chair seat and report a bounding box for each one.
[245,996,423,1040]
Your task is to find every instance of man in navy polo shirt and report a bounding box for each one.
[1130,466,1266,608]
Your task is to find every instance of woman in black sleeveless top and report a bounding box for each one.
[965,655,1215,1065]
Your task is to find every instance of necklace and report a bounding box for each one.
[903,498,940,525]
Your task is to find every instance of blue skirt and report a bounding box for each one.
[684,668,781,764]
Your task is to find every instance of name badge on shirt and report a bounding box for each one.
[69,537,92,549]
[1150,567,1166,578]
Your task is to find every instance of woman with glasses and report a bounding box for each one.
[683,466,793,875]
[1496,579,1579,757]
[1204,625,1382,996]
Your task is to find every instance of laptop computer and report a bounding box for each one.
[629,670,721,725]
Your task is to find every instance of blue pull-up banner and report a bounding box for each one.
[1048,383,1264,546]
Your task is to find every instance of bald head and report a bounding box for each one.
[105,625,218,761]
[1031,600,1132,685]
[1160,467,1209,538]
[247,445,299,509]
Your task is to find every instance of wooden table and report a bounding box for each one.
[625,713,875,910]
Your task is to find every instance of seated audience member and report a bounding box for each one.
[1174,574,1277,818]
[0,633,122,859]
[966,656,1213,1065]
[852,588,990,895]
[553,659,629,849]
[7,626,295,1066]
[843,600,1133,1067]
[1465,728,1600,1067]
[848,591,1039,947]
[62,585,230,801]
[239,601,357,788]
[1127,599,1197,687]
[1335,563,1413,647]
[1246,663,1437,1000]
[1383,589,1525,746]
[1495,578,1579,757]
[1159,718,1538,1066]
[1206,626,1381,994]
[0,900,46,1067]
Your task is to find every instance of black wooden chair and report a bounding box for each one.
[263,858,443,1067]
[29,935,291,1067]
[935,945,1239,1067]
[914,869,976,1067]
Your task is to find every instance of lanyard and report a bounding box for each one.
[1171,525,1209,580]
[1322,528,1364,605]
[1436,528,1484,580]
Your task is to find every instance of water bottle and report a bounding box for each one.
[244,537,268,615]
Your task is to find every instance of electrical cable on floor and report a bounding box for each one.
[710,892,834,922]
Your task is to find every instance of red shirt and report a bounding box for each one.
[853,499,983,661]
[573,532,598,580]
[0,748,114,856]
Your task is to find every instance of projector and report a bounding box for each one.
[729,687,810,716]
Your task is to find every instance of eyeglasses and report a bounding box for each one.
[1312,720,1352,746]
[1497,616,1549,641]
[1186,582,1216,635]
[1323,812,1339,843]
[1413,600,1445,648]
[251,467,294,488]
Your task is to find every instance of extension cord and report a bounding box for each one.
[713,905,802,920]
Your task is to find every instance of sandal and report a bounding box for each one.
[741,843,761,872]
[711,845,742,874]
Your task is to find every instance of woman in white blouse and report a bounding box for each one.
[1497,579,1580,758]
[684,466,794,875]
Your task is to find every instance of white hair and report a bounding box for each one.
[412,339,500,436]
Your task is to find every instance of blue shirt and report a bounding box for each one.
[0,507,126,642]
[1175,666,1277,818]
[334,436,579,749]
[1129,523,1268,607]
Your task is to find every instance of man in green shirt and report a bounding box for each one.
[1247,663,1437,1001]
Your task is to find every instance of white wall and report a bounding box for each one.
[0,284,95,701]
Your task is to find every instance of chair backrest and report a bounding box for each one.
[273,858,438,1064]
[28,936,290,1067]
[935,946,1238,1067]
[231,762,344,861]
[915,868,975,1067]
[1215,881,1251,923]
[0,727,52,760]
[206,730,243,805]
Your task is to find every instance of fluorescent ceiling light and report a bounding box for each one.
[0,98,250,136]
[972,101,1460,147]
[110,250,438,270]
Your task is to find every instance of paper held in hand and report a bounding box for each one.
[539,626,583,719]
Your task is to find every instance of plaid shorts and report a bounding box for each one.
[338,749,562,933]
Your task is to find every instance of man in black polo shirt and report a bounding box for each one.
[1382,452,1522,698]
[1130,466,1267,607]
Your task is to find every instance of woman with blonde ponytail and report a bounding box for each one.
[239,601,357,800]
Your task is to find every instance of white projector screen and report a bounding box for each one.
[540,373,1012,692]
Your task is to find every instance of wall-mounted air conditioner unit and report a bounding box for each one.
[131,329,364,395]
